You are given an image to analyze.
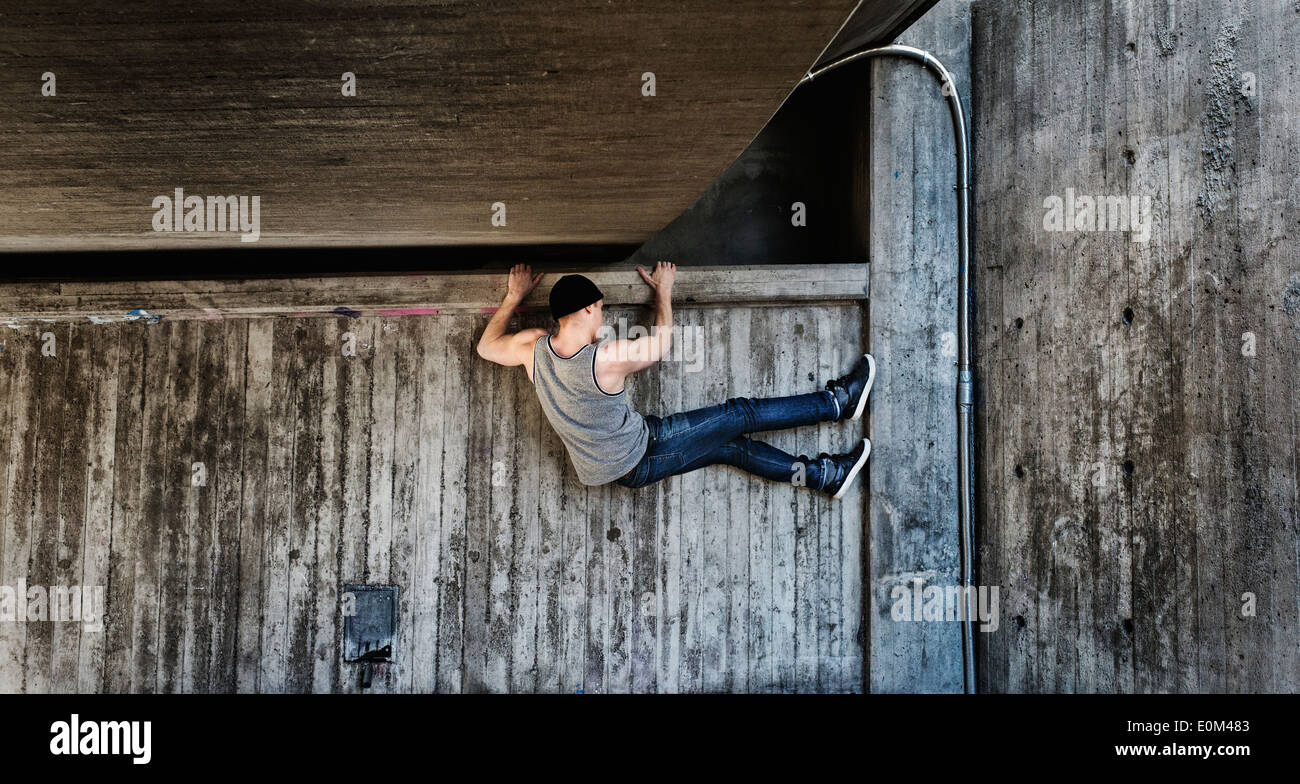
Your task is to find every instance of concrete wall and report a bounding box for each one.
[863,0,971,693]
[972,0,1300,692]
[0,272,869,693]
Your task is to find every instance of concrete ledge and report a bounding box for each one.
[0,264,868,324]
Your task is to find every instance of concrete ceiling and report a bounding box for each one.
[0,1,935,251]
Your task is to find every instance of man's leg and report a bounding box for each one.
[679,436,833,489]
[618,395,831,490]
[650,390,841,456]
[649,351,875,448]
[619,353,876,491]
[626,434,865,495]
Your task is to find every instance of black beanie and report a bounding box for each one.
[549,274,604,320]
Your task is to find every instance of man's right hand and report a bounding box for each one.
[505,262,544,304]
[637,260,676,295]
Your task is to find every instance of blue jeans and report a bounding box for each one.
[615,391,841,490]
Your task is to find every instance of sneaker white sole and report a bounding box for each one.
[832,438,871,500]
[849,353,876,421]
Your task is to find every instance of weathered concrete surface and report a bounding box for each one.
[0,0,857,250]
[863,0,971,693]
[0,264,869,323]
[973,0,1300,692]
[0,299,867,693]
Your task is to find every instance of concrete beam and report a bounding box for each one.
[0,1,858,251]
[0,263,869,324]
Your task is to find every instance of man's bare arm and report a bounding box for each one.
[599,261,676,374]
[477,263,546,367]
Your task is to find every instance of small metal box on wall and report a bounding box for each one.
[343,585,398,664]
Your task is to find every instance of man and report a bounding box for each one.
[476,262,875,498]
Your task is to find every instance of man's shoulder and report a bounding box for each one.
[517,329,549,371]
[519,328,550,346]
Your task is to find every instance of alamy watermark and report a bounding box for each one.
[1042,187,1151,243]
[890,576,1000,632]
[152,188,260,242]
[0,580,105,632]
[595,318,705,372]
[50,714,151,765]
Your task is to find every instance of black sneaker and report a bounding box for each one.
[826,353,876,421]
[820,438,872,500]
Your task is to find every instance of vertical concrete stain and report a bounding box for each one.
[1281,273,1300,334]
[1196,21,1241,226]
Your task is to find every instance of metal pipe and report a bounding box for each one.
[800,44,976,694]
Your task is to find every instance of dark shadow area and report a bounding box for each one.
[624,62,868,268]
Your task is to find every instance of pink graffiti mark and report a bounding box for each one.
[376,306,441,316]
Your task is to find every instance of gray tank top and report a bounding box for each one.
[532,335,649,486]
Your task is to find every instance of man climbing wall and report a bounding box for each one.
[476,262,876,498]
